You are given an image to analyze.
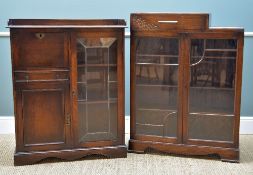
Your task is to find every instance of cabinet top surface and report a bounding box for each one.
[131,12,210,15]
[8,19,127,28]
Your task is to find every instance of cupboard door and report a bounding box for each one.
[15,81,71,152]
[186,38,237,145]
[74,36,119,145]
[134,37,180,140]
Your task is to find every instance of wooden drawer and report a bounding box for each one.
[14,70,69,83]
[131,13,209,31]
[11,30,68,68]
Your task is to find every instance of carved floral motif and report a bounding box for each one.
[132,16,159,30]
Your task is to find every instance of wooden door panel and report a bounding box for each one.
[22,89,65,146]
[15,81,70,152]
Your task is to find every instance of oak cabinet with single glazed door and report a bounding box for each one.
[129,13,244,162]
[9,19,127,165]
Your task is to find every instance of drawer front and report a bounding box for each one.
[131,13,209,31]
[12,30,68,68]
[14,70,69,83]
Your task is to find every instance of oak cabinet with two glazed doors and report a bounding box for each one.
[129,13,243,162]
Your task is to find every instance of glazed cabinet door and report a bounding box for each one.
[71,31,124,147]
[184,34,243,147]
[132,35,182,143]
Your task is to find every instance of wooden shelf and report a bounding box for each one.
[77,99,87,102]
[136,84,178,88]
[136,63,178,66]
[136,84,233,91]
[204,49,237,52]
[109,81,117,83]
[137,108,177,112]
[136,123,164,127]
[78,64,117,67]
[191,56,236,60]
[78,81,117,84]
[78,99,117,104]
[136,54,178,58]
[190,86,234,91]
[135,84,234,93]
[189,111,234,117]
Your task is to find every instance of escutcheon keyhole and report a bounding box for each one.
[35,33,45,39]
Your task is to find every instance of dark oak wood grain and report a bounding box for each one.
[129,13,243,162]
[9,19,127,165]
[14,145,127,166]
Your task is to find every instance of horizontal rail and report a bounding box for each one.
[7,25,127,28]
[1,31,253,37]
